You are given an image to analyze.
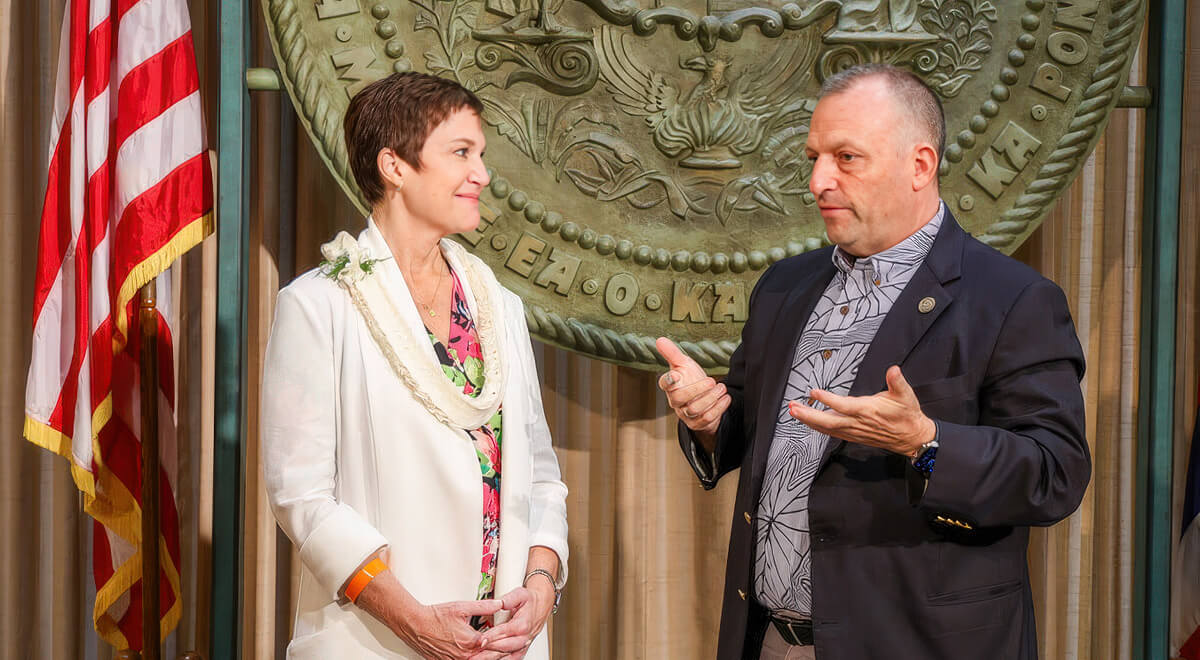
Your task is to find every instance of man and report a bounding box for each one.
[657,64,1090,659]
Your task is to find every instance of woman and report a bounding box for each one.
[262,72,568,660]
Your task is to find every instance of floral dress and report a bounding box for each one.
[425,268,503,629]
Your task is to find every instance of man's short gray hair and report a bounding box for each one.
[819,63,945,161]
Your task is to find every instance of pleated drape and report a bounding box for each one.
[4,4,1200,659]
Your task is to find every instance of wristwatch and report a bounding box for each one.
[911,438,939,477]
[523,568,561,614]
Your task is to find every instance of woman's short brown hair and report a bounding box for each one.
[343,72,485,206]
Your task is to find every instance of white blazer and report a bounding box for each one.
[262,221,569,659]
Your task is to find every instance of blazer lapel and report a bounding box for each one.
[751,258,837,488]
[819,212,967,467]
[848,266,951,396]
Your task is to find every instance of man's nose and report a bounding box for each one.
[809,156,836,196]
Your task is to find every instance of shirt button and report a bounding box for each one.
[822,349,832,360]
[840,306,849,315]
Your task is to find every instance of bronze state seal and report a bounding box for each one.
[264,0,1145,370]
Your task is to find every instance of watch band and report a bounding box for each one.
[910,421,940,477]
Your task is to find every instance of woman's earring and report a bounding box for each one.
[395,181,403,192]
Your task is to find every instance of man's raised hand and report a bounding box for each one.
[786,365,935,457]
[656,337,730,437]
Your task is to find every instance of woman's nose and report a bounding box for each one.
[471,157,491,187]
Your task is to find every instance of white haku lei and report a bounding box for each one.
[323,231,507,430]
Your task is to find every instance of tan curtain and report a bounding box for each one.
[0,1,83,657]
[5,4,1200,660]
[1012,53,1146,660]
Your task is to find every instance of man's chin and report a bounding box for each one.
[822,219,854,243]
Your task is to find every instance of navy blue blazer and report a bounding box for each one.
[681,212,1090,659]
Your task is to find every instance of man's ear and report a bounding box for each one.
[912,142,940,192]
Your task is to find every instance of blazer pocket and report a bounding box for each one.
[927,579,1022,606]
[910,374,971,405]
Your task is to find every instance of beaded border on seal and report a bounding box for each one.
[262,0,1146,370]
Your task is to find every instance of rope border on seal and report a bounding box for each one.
[974,0,1145,250]
[263,0,1146,370]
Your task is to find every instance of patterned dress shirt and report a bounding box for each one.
[754,203,945,615]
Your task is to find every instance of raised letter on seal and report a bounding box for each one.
[967,121,1043,198]
[671,281,709,323]
[331,47,381,98]
[315,0,359,19]
[711,282,747,322]
[534,248,581,296]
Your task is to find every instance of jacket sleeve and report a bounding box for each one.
[679,344,749,489]
[513,298,570,588]
[261,284,388,600]
[917,278,1091,528]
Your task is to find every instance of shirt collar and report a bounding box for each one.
[831,201,945,279]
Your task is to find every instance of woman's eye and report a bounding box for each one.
[455,148,469,157]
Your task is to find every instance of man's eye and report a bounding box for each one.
[839,153,856,162]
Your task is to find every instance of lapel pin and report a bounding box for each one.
[918,296,936,314]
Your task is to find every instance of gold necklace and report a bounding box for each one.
[411,261,447,318]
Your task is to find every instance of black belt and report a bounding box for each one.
[769,614,813,646]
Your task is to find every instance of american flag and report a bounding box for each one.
[23,0,212,649]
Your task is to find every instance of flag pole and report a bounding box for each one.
[139,279,161,660]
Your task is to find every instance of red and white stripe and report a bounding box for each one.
[24,0,211,650]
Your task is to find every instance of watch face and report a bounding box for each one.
[914,445,938,476]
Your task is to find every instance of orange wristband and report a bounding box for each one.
[344,558,388,603]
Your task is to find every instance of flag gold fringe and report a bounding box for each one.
[22,209,211,649]
[113,211,214,353]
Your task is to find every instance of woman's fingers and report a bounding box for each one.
[496,586,531,610]
[478,631,531,653]
[481,613,533,645]
[450,598,504,618]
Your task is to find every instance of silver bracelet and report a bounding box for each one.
[523,568,561,614]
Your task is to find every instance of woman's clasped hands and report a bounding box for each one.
[473,582,556,660]
[395,582,555,660]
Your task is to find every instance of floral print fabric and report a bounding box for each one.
[754,203,945,615]
[426,268,503,626]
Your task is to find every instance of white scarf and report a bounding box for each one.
[320,220,508,430]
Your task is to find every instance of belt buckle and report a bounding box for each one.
[771,613,813,646]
